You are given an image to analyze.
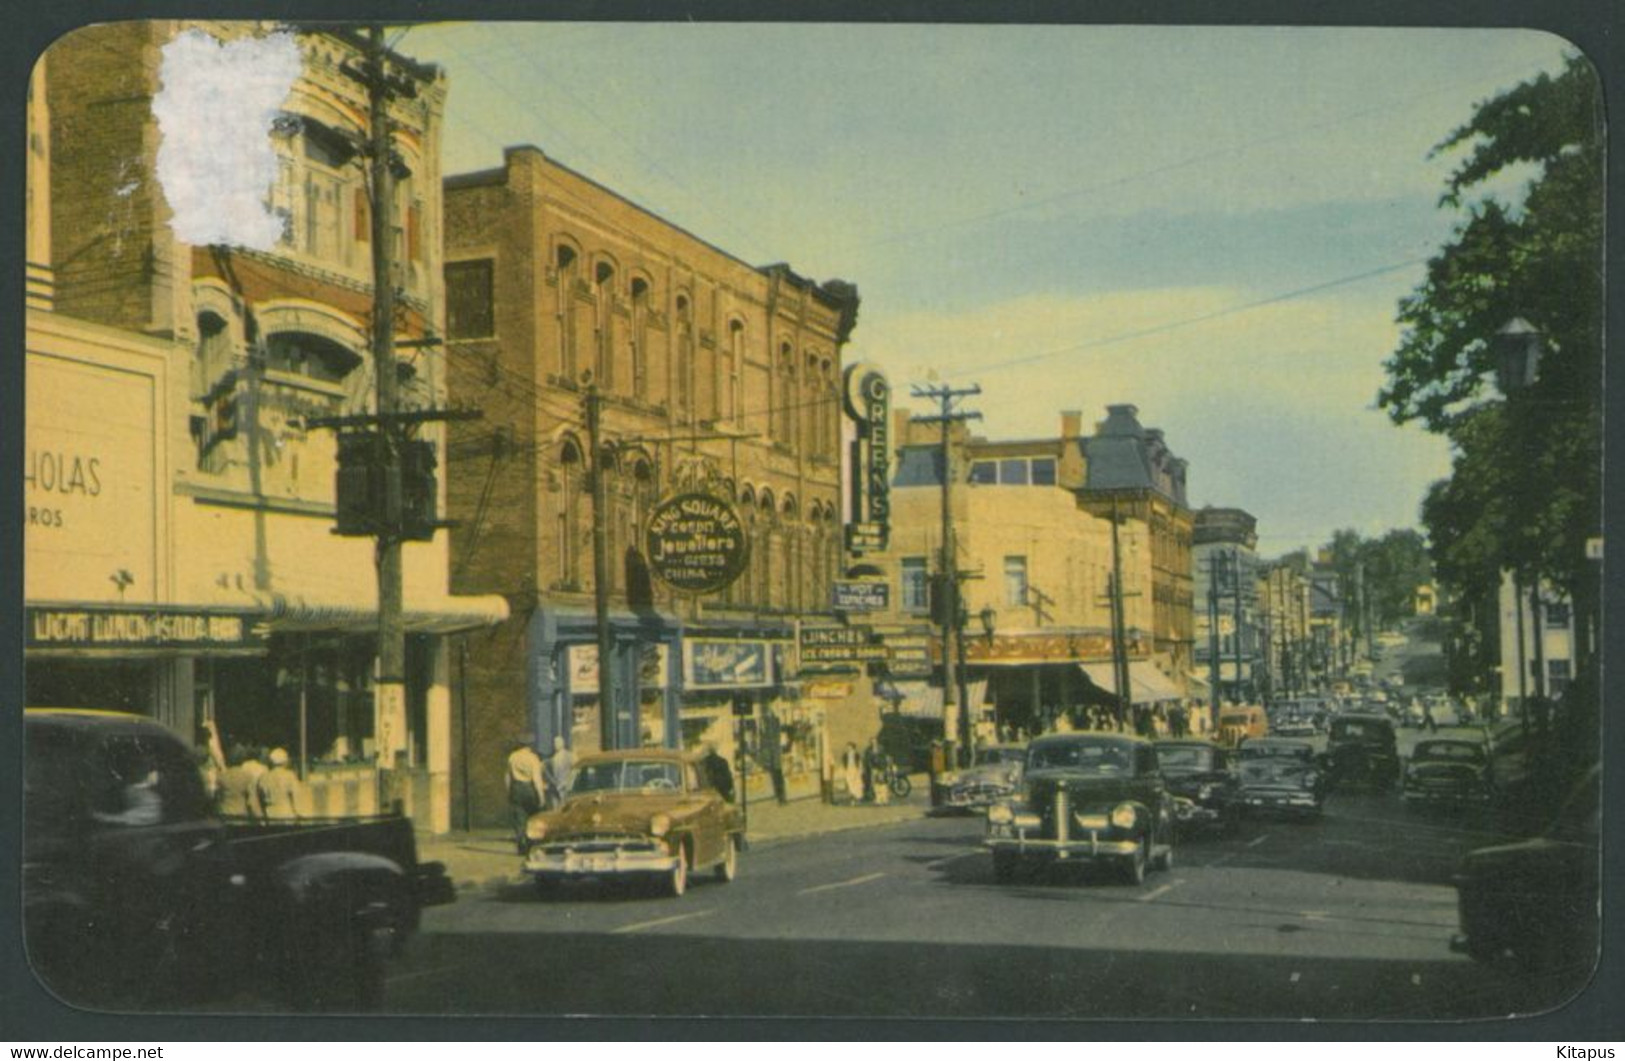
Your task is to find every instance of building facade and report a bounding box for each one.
[443,146,863,826]
[1497,573,1575,718]
[28,22,505,832]
[1191,507,1261,709]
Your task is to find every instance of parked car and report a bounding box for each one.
[1154,739,1239,835]
[1324,713,1400,791]
[984,733,1175,886]
[1234,738,1326,819]
[522,749,743,898]
[1452,765,1599,974]
[936,743,1026,813]
[1215,705,1270,748]
[1403,738,1493,808]
[23,709,452,1011]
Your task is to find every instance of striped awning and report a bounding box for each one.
[1077,662,1185,703]
[887,679,990,720]
[255,586,509,635]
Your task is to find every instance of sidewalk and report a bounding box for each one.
[416,778,931,893]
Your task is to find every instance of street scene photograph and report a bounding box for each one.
[14,13,1609,1032]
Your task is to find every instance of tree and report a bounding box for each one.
[1378,54,1603,698]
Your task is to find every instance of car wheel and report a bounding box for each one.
[992,850,1020,884]
[666,845,689,898]
[714,836,739,883]
[1120,839,1148,885]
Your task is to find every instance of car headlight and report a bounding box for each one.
[1110,803,1138,829]
[649,813,672,837]
[1303,771,1319,788]
[987,803,1014,825]
[1197,784,1214,802]
[940,772,960,786]
[524,817,549,842]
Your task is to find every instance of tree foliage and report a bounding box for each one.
[1378,53,1603,664]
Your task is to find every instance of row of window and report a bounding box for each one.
[968,457,1057,487]
[899,555,1032,612]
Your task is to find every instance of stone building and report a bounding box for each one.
[442,146,862,825]
[28,22,505,832]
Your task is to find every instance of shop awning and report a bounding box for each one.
[1077,662,1185,703]
[886,679,990,720]
[256,586,510,635]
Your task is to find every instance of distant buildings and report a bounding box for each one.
[1192,507,1261,707]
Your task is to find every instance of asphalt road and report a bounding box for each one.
[382,779,1587,1022]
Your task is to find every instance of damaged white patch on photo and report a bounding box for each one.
[153,29,301,249]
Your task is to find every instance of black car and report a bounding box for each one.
[1154,739,1239,834]
[1324,713,1400,791]
[1234,738,1325,819]
[985,733,1176,886]
[1403,738,1493,808]
[1452,765,1599,976]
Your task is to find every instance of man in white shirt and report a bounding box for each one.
[508,734,547,852]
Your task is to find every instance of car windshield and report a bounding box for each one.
[1332,720,1389,741]
[1413,742,1485,763]
[1028,739,1133,775]
[1157,745,1214,772]
[569,759,684,794]
[974,748,1024,766]
[1239,742,1311,761]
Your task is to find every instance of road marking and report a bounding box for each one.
[1246,834,1271,848]
[1137,880,1182,903]
[798,871,886,896]
[610,909,716,934]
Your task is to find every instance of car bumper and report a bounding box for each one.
[1174,802,1226,824]
[1404,786,1489,803]
[1241,791,1320,811]
[524,844,677,879]
[985,831,1140,860]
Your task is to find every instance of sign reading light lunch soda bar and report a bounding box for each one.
[645,492,749,593]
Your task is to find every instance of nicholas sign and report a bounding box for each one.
[645,492,749,594]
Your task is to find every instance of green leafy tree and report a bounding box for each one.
[1378,54,1603,697]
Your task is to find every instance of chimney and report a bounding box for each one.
[1060,410,1082,439]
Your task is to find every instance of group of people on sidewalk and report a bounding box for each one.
[506,734,574,852]
[200,720,306,821]
[838,739,895,806]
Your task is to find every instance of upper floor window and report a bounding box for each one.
[265,332,360,385]
[970,456,1058,486]
[445,259,494,340]
[1545,601,1571,628]
[901,557,929,612]
[1031,458,1057,485]
[1004,555,1029,607]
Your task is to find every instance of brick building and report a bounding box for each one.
[443,146,863,825]
[28,22,504,832]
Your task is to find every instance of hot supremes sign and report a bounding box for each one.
[645,492,749,593]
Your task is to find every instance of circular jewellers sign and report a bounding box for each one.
[645,492,750,594]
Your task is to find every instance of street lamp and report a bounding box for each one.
[978,604,997,643]
[1492,318,1545,395]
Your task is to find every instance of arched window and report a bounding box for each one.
[558,437,584,587]
[675,293,693,420]
[821,359,838,461]
[630,277,651,401]
[804,353,821,456]
[782,495,800,612]
[556,244,579,380]
[594,260,616,389]
[776,343,795,446]
[734,485,757,608]
[758,489,777,608]
[725,319,744,423]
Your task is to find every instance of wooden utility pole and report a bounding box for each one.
[1207,552,1221,726]
[911,383,981,765]
[586,382,617,750]
[1109,495,1132,729]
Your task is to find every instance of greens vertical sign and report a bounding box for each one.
[843,362,891,555]
[645,492,750,594]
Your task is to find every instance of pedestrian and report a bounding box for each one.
[255,747,304,821]
[861,738,883,804]
[1422,700,1437,733]
[217,743,267,819]
[545,735,574,809]
[841,741,863,805]
[506,734,547,853]
[761,708,788,805]
[701,742,735,802]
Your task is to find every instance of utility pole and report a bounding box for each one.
[911,383,981,766]
[1206,552,1221,726]
[362,25,405,802]
[1109,494,1132,730]
[586,382,616,751]
[1231,551,1246,702]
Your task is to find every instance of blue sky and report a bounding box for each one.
[403,22,1574,555]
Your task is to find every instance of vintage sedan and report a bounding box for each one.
[936,744,1027,813]
[1324,713,1400,791]
[1403,738,1493,808]
[985,733,1175,886]
[1235,738,1325,819]
[522,749,743,898]
[1452,765,1599,975]
[1154,739,1239,834]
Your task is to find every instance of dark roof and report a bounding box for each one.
[1080,405,1189,506]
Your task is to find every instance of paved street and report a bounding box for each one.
[383,770,1581,1020]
